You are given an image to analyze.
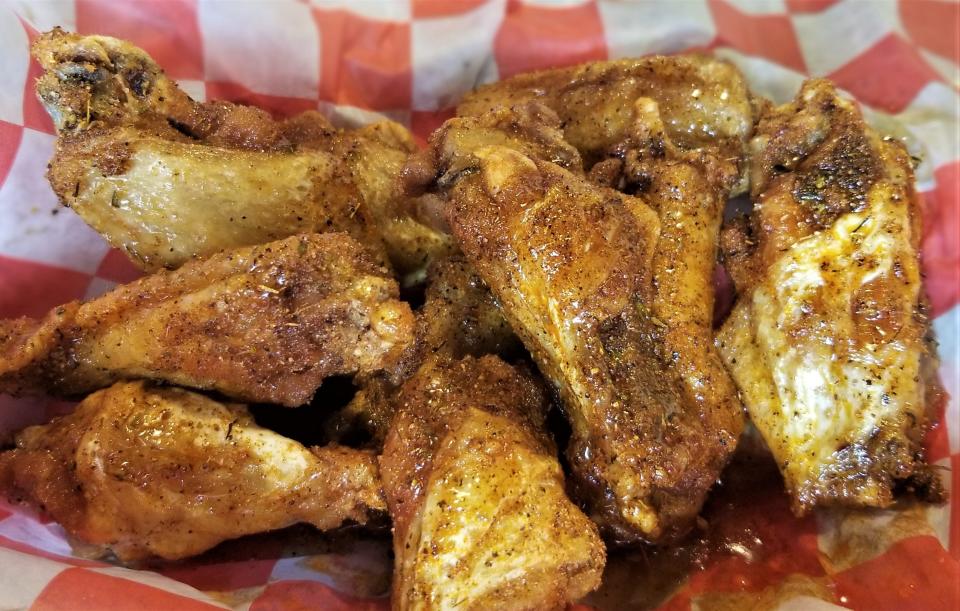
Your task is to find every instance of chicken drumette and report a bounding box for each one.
[381,356,605,610]
[457,54,754,189]
[0,380,385,561]
[33,28,451,280]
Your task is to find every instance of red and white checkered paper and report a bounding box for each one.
[0,0,957,609]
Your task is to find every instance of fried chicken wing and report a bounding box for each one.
[404,101,584,197]
[457,55,753,183]
[0,233,414,406]
[425,103,743,543]
[0,381,385,561]
[326,254,520,446]
[33,28,451,278]
[716,80,943,513]
[381,356,605,610]
[417,255,520,362]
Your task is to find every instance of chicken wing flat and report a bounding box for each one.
[0,233,414,406]
[716,80,943,513]
[0,381,385,561]
[457,55,753,181]
[381,356,605,610]
[33,28,451,278]
[426,103,744,543]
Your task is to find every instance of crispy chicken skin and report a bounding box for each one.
[0,233,415,406]
[716,80,943,513]
[0,381,385,561]
[457,55,753,183]
[33,28,451,278]
[419,103,743,543]
[381,356,605,610]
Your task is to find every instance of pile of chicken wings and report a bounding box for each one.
[0,28,943,609]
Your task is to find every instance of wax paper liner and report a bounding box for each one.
[0,1,957,609]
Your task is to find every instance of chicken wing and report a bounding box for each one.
[0,233,414,406]
[326,254,520,446]
[425,102,744,543]
[404,100,584,196]
[457,55,754,185]
[381,356,605,610]
[33,28,451,279]
[416,255,520,362]
[716,80,943,513]
[0,380,385,561]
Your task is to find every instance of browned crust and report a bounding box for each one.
[381,356,552,537]
[33,28,447,278]
[458,54,754,171]
[0,381,386,561]
[381,356,605,609]
[0,233,415,405]
[722,79,911,293]
[432,102,744,543]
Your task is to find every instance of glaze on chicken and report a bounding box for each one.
[716,80,943,513]
[417,102,744,543]
[2,27,944,600]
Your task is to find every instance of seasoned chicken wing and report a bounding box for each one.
[381,356,605,610]
[716,80,943,513]
[0,381,385,561]
[404,100,584,196]
[416,255,520,362]
[457,55,754,184]
[33,28,451,278]
[424,103,744,543]
[0,233,414,406]
[327,254,520,446]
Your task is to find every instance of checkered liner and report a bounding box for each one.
[0,1,957,609]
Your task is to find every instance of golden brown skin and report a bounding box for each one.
[0,381,385,562]
[33,28,451,279]
[327,254,520,447]
[416,255,520,362]
[716,80,943,513]
[457,55,754,184]
[381,356,605,610]
[404,101,584,198]
[426,103,744,544]
[0,233,415,406]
